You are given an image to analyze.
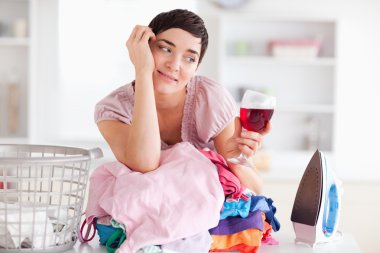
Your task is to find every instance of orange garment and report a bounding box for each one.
[210,228,262,252]
[210,214,274,253]
[211,244,260,253]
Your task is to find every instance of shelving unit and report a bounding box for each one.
[0,37,29,46]
[202,13,337,172]
[0,0,30,142]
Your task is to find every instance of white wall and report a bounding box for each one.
[199,0,380,181]
[29,0,196,148]
[334,1,380,180]
[56,0,196,142]
[29,0,380,180]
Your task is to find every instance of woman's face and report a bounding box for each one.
[150,28,201,95]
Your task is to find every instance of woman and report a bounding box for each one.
[94,9,270,194]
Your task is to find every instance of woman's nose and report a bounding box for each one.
[166,56,180,71]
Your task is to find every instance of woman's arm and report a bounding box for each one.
[214,118,271,194]
[97,26,161,173]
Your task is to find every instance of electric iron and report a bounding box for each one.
[291,150,342,247]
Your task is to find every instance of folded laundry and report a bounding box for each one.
[220,194,252,220]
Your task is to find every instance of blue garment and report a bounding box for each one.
[250,196,270,213]
[96,222,118,245]
[250,196,280,232]
[220,194,252,220]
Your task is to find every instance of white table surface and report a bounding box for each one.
[64,231,362,253]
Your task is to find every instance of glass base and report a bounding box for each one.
[227,153,252,168]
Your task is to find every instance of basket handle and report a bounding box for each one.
[88,148,104,159]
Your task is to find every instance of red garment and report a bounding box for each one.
[199,149,249,201]
[262,221,279,245]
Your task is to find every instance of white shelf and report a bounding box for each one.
[0,137,29,144]
[0,0,30,140]
[277,104,335,113]
[219,12,337,23]
[226,56,336,67]
[0,37,29,46]
[260,149,334,181]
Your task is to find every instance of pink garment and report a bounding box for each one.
[261,235,279,245]
[85,142,224,253]
[94,75,237,151]
[199,149,249,201]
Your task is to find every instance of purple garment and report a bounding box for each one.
[209,210,264,235]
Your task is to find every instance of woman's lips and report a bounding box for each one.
[158,70,178,82]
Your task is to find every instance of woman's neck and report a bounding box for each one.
[155,88,186,112]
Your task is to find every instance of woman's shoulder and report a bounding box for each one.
[94,81,135,124]
[190,76,237,143]
[192,75,233,100]
[194,75,222,89]
[104,82,134,102]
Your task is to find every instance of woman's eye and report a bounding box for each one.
[159,46,171,53]
[185,56,196,63]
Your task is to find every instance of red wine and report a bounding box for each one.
[240,108,274,132]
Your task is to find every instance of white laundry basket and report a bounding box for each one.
[0,144,103,252]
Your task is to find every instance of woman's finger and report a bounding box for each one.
[237,137,261,152]
[141,28,156,43]
[261,121,272,135]
[241,130,262,142]
[126,25,138,47]
[134,26,153,42]
[238,143,258,157]
[236,137,257,149]
[127,25,149,47]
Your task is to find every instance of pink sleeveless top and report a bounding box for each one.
[94,76,237,150]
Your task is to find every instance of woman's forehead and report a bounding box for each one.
[156,28,201,53]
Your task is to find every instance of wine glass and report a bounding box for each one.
[228,90,276,167]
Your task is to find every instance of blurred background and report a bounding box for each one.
[1,0,379,252]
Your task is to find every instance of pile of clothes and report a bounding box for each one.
[84,142,280,253]
[201,149,280,252]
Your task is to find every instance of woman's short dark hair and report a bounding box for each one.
[148,9,208,64]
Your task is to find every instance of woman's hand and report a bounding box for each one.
[224,117,271,161]
[126,25,156,75]
[214,117,271,194]
[237,121,271,159]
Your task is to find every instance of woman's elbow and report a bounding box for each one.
[117,154,160,173]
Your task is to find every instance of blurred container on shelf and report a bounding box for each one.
[267,38,321,58]
[304,115,320,150]
[6,70,21,135]
[13,18,27,38]
[233,40,251,56]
